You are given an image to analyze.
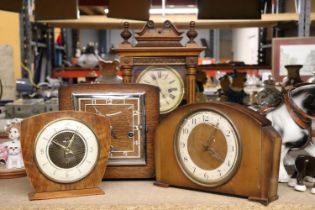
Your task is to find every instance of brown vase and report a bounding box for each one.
[282,64,304,87]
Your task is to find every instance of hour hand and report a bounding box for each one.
[51,140,67,150]
[207,147,223,161]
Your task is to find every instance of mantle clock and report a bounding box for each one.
[112,20,205,114]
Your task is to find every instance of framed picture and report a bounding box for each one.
[272,37,315,82]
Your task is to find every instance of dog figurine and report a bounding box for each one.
[3,118,24,169]
[266,83,315,182]
[288,155,315,194]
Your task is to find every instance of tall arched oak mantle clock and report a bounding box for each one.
[112,20,205,114]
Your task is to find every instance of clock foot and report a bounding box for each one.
[248,195,279,206]
[154,181,170,188]
[28,187,105,201]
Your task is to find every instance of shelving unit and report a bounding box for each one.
[34,13,315,29]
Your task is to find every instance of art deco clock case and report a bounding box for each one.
[155,102,282,205]
[59,83,159,179]
[112,20,205,114]
[20,110,111,200]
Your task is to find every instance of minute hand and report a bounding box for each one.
[207,121,220,145]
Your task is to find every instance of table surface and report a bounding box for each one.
[1,177,315,210]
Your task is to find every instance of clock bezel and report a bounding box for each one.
[71,92,147,166]
[34,117,100,184]
[174,108,242,187]
[136,65,185,114]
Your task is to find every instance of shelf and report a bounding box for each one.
[33,13,315,29]
[1,177,315,209]
[52,68,100,78]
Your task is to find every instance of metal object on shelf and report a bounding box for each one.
[5,98,59,118]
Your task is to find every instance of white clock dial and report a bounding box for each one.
[35,119,99,183]
[175,110,241,187]
[136,66,184,114]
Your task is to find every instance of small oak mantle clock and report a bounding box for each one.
[112,20,205,114]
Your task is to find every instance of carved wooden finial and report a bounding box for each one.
[186,21,197,44]
[120,22,132,44]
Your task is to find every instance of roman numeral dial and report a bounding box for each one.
[137,66,184,114]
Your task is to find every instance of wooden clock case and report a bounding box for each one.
[20,111,111,200]
[155,103,282,205]
[112,20,205,105]
[59,84,159,179]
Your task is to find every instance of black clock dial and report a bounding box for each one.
[48,131,86,169]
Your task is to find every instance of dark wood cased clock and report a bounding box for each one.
[112,20,205,114]
[59,84,159,179]
[20,111,111,200]
[155,102,282,205]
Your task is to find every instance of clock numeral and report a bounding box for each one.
[42,162,48,167]
[203,115,209,122]
[169,80,175,84]
[180,142,186,148]
[77,168,82,174]
[168,87,178,93]
[169,94,176,100]
[158,71,162,78]
[191,118,197,125]
[183,157,188,161]
[164,74,169,80]
[150,73,157,80]
[193,167,196,173]
[204,173,209,179]
[40,148,45,155]
[217,169,222,177]
[182,128,189,135]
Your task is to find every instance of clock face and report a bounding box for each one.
[136,66,184,114]
[35,119,99,183]
[175,110,241,187]
[72,93,146,166]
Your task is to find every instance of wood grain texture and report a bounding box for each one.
[58,84,159,179]
[29,187,104,201]
[0,169,26,179]
[155,102,281,205]
[20,111,111,200]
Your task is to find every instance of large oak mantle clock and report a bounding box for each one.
[112,20,205,114]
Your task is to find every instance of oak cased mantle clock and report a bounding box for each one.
[112,20,205,114]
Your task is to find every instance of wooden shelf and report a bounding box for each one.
[33,13,315,29]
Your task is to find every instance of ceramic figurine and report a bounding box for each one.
[95,59,122,84]
[219,71,248,105]
[256,76,282,108]
[265,83,315,182]
[288,155,315,194]
[78,43,99,69]
[0,143,8,165]
[3,118,24,169]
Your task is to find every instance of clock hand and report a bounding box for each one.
[66,133,76,149]
[51,140,67,150]
[207,121,220,146]
[207,147,224,161]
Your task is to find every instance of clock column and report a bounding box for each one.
[120,57,133,83]
[186,58,198,104]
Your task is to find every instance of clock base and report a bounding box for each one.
[249,195,279,206]
[154,181,170,188]
[28,187,105,201]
